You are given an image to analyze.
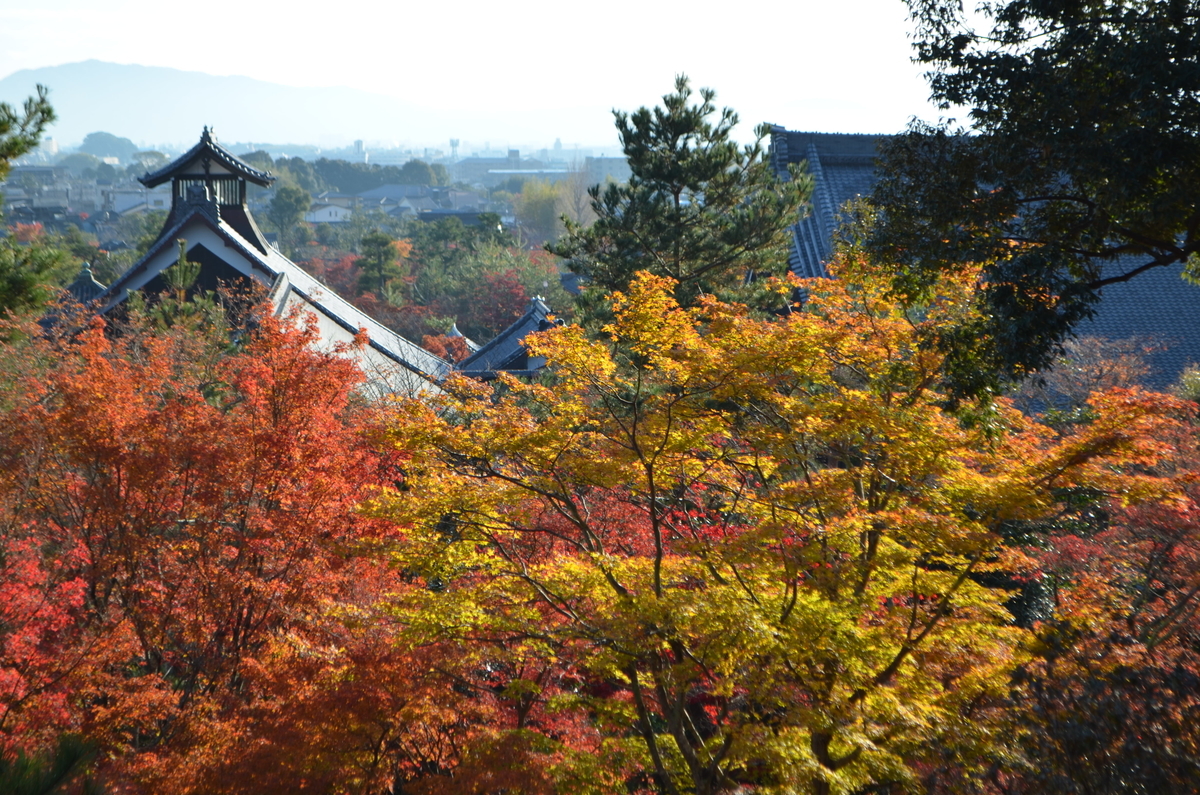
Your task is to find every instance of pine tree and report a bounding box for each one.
[550,76,812,326]
[0,85,54,181]
[356,231,403,295]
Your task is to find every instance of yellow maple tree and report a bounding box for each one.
[373,256,1181,794]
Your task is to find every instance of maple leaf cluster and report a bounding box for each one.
[0,306,515,793]
[0,258,1197,793]
[374,258,1200,794]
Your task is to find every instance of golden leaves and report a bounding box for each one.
[374,266,1187,793]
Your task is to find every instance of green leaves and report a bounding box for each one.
[356,230,403,295]
[870,0,1200,396]
[0,84,54,182]
[0,230,72,317]
[551,76,812,326]
[265,184,311,250]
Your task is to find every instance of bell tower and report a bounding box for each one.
[138,127,276,252]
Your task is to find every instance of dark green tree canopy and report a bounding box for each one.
[79,131,138,162]
[305,158,445,194]
[238,150,275,171]
[54,153,100,176]
[0,232,73,317]
[266,185,312,252]
[870,0,1200,393]
[396,159,436,186]
[232,155,448,195]
[0,84,55,181]
[356,231,403,296]
[551,76,811,317]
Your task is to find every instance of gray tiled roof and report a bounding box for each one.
[768,126,1200,388]
[1081,258,1200,390]
[769,128,886,278]
[140,127,275,188]
[67,262,107,304]
[95,200,451,382]
[455,297,557,379]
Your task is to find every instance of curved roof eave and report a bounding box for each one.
[139,127,275,188]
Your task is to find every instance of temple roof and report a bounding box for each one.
[94,194,450,384]
[1081,257,1200,390]
[767,125,1200,388]
[455,297,558,379]
[768,127,887,278]
[139,127,275,189]
[447,322,481,353]
[67,262,107,304]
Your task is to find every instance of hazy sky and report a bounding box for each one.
[0,0,945,146]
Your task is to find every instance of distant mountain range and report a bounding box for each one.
[0,61,617,152]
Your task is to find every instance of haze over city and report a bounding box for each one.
[0,0,943,150]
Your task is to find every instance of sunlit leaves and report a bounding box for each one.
[378,259,1182,793]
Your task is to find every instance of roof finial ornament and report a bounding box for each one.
[202,125,212,142]
[68,261,107,304]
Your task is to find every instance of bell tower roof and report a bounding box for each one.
[139,127,275,189]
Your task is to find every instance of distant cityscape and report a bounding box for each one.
[16,135,624,170]
[0,130,632,244]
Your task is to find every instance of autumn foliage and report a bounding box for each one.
[0,307,427,790]
[374,261,1192,794]
[1,259,1198,792]
[994,406,1200,794]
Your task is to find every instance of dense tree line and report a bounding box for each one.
[295,214,572,349]
[239,150,448,195]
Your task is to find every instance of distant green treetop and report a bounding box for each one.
[79,131,138,162]
[551,75,811,323]
[397,159,435,186]
[0,84,55,181]
[55,152,101,176]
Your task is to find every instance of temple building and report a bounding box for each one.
[91,128,451,395]
[768,126,1200,389]
[455,297,560,380]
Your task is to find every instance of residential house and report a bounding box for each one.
[304,203,353,224]
[311,190,359,209]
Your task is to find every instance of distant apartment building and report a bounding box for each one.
[583,156,632,185]
[104,185,172,215]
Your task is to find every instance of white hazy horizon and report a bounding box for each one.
[0,0,947,150]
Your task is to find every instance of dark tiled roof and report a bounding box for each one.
[400,196,438,212]
[140,127,275,188]
[67,262,107,304]
[1081,258,1200,390]
[769,127,887,278]
[95,195,450,383]
[768,126,1200,388]
[447,322,481,353]
[456,297,558,379]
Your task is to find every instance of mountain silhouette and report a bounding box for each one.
[0,60,549,149]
